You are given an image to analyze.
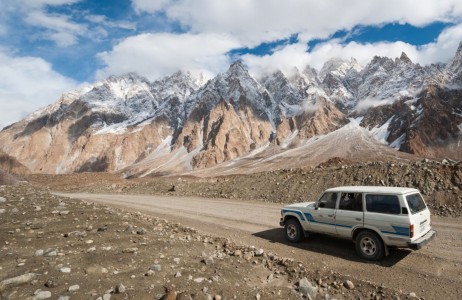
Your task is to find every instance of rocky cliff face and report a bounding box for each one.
[1,43,462,175]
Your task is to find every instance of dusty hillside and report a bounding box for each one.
[29,158,462,217]
[0,185,407,300]
[0,149,30,175]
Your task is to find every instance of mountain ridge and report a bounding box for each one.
[1,43,462,176]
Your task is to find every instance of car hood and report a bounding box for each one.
[283,201,315,209]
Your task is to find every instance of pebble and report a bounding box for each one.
[115,283,126,293]
[255,249,264,256]
[68,285,80,292]
[344,280,355,290]
[85,239,94,244]
[194,277,205,283]
[59,267,71,273]
[85,265,108,275]
[44,249,57,257]
[0,273,37,290]
[44,280,57,288]
[149,264,162,272]
[409,292,417,298]
[35,249,44,256]
[203,256,214,265]
[0,209,5,214]
[175,271,182,278]
[0,196,6,202]
[298,277,318,299]
[103,294,111,300]
[34,290,52,299]
[136,227,147,235]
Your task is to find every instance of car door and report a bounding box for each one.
[335,192,364,238]
[308,192,338,235]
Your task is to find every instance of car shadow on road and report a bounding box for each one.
[252,228,411,267]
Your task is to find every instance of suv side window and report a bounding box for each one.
[339,193,363,211]
[366,194,400,214]
[318,192,337,209]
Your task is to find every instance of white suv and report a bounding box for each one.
[280,186,436,260]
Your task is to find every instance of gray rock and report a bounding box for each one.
[0,196,6,202]
[103,294,111,300]
[0,209,5,214]
[11,207,19,213]
[115,283,126,294]
[344,280,354,290]
[85,265,108,275]
[34,290,52,299]
[136,227,147,235]
[203,256,214,265]
[298,277,318,299]
[44,280,57,288]
[35,249,44,256]
[409,292,417,298]
[149,264,162,272]
[44,249,57,257]
[0,273,37,292]
[68,285,80,292]
[254,249,264,256]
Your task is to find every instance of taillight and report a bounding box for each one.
[410,224,414,238]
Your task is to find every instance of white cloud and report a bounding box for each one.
[131,0,170,14]
[242,23,462,77]
[96,32,241,80]
[0,50,77,129]
[85,14,136,30]
[133,0,462,47]
[21,0,81,7]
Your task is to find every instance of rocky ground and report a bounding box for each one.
[29,158,462,217]
[0,184,412,300]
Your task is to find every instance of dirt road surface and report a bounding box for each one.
[59,193,462,299]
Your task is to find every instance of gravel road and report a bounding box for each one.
[59,193,462,299]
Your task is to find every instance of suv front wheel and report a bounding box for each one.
[355,231,384,261]
[284,218,303,243]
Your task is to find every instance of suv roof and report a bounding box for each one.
[325,186,419,194]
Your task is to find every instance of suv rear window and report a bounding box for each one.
[406,193,427,214]
[365,194,400,214]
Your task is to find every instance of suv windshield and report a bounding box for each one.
[406,193,427,214]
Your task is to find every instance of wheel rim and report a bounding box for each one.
[360,236,377,256]
[287,224,297,239]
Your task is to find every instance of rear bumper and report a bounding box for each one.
[408,229,437,250]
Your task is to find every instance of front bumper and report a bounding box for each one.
[279,218,285,227]
[408,229,437,250]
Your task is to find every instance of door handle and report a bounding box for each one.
[355,218,362,221]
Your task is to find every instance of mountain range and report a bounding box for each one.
[1,42,461,176]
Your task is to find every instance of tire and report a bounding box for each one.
[355,231,384,261]
[284,218,303,243]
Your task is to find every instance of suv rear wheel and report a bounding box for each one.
[284,218,303,243]
[355,231,384,261]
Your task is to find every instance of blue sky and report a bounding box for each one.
[1,0,462,128]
